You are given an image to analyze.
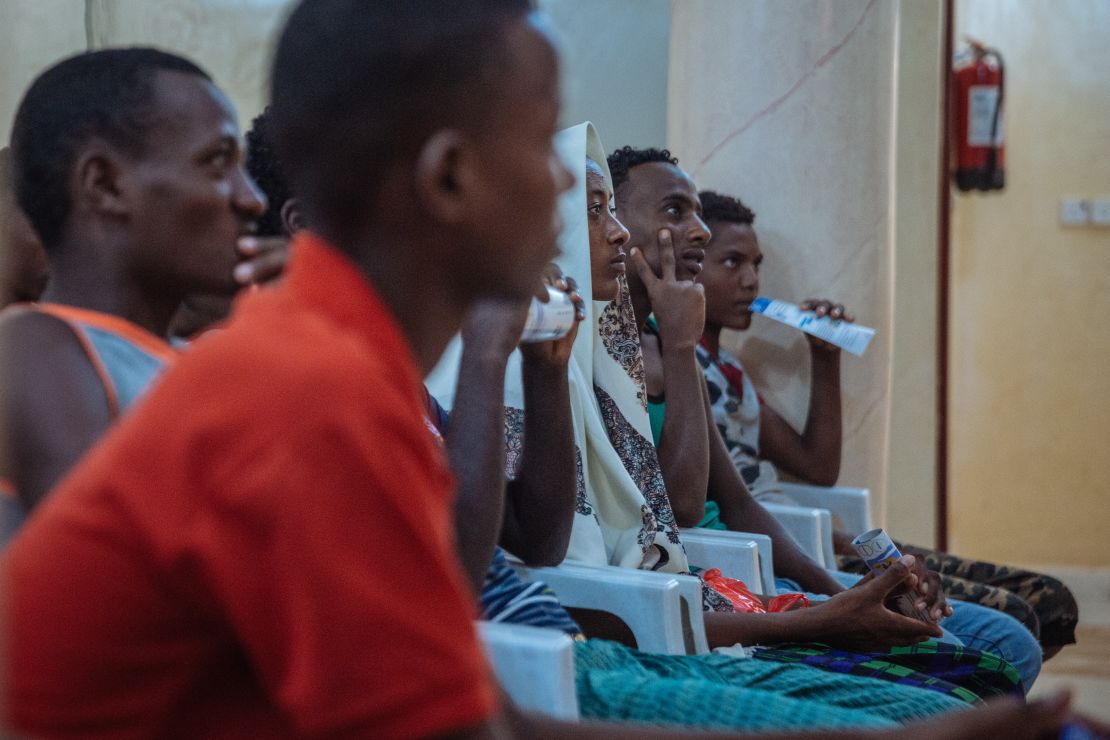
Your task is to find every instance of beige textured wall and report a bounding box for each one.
[887,0,944,547]
[0,1,87,144]
[1,0,292,144]
[669,0,944,540]
[538,0,671,148]
[950,0,1110,566]
[4,0,663,154]
[85,0,293,129]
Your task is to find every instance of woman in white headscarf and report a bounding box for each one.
[428,122,692,582]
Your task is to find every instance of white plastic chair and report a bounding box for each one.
[761,502,836,569]
[478,490,867,720]
[761,484,873,568]
[514,527,779,656]
[476,569,715,718]
[513,561,698,655]
[679,528,775,596]
[777,482,872,536]
[478,621,580,720]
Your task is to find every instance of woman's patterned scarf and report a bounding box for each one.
[586,276,686,571]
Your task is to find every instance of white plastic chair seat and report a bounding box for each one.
[478,621,579,720]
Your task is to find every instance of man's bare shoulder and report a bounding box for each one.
[0,308,114,507]
[0,308,109,411]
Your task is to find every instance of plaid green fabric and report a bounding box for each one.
[573,639,969,731]
[752,640,1022,705]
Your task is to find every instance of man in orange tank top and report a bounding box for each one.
[0,49,268,514]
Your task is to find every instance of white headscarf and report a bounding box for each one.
[426,122,689,574]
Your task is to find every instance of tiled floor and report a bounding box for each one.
[1031,626,1110,720]
[1026,566,1110,720]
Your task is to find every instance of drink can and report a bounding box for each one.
[851,528,933,622]
[851,528,902,572]
[520,285,575,343]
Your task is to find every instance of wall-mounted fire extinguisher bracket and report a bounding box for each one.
[953,38,1005,192]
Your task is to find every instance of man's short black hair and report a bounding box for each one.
[245,107,290,238]
[270,0,532,241]
[10,48,211,250]
[699,190,756,226]
[606,146,679,192]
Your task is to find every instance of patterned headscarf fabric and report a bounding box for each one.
[425,122,689,574]
[588,274,688,572]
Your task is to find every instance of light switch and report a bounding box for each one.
[1090,197,1110,226]
[1060,197,1089,226]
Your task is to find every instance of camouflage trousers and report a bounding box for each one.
[838,542,1078,651]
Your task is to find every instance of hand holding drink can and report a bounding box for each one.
[520,285,576,343]
[851,528,934,623]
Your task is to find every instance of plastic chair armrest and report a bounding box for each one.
[761,502,835,568]
[672,572,712,654]
[777,482,872,536]
[478,621,579,720]
[514,562,691,654]
[678,528,768,595]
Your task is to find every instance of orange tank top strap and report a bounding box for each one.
[30,304,178,419]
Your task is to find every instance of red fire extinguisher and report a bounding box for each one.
[952,39,1005,192]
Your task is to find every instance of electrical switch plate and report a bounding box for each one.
[1090,197,1110,226]
[1060,197,1089,226]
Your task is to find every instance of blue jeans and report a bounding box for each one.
[775,571,1042,692]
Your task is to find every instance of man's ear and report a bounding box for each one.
[413,129,475,224]
[73,144,129,219]
[280,197,305,235]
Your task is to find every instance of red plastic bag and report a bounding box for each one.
[701,568,809,613]
[767,592,810,612]
[701,568,766,613]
